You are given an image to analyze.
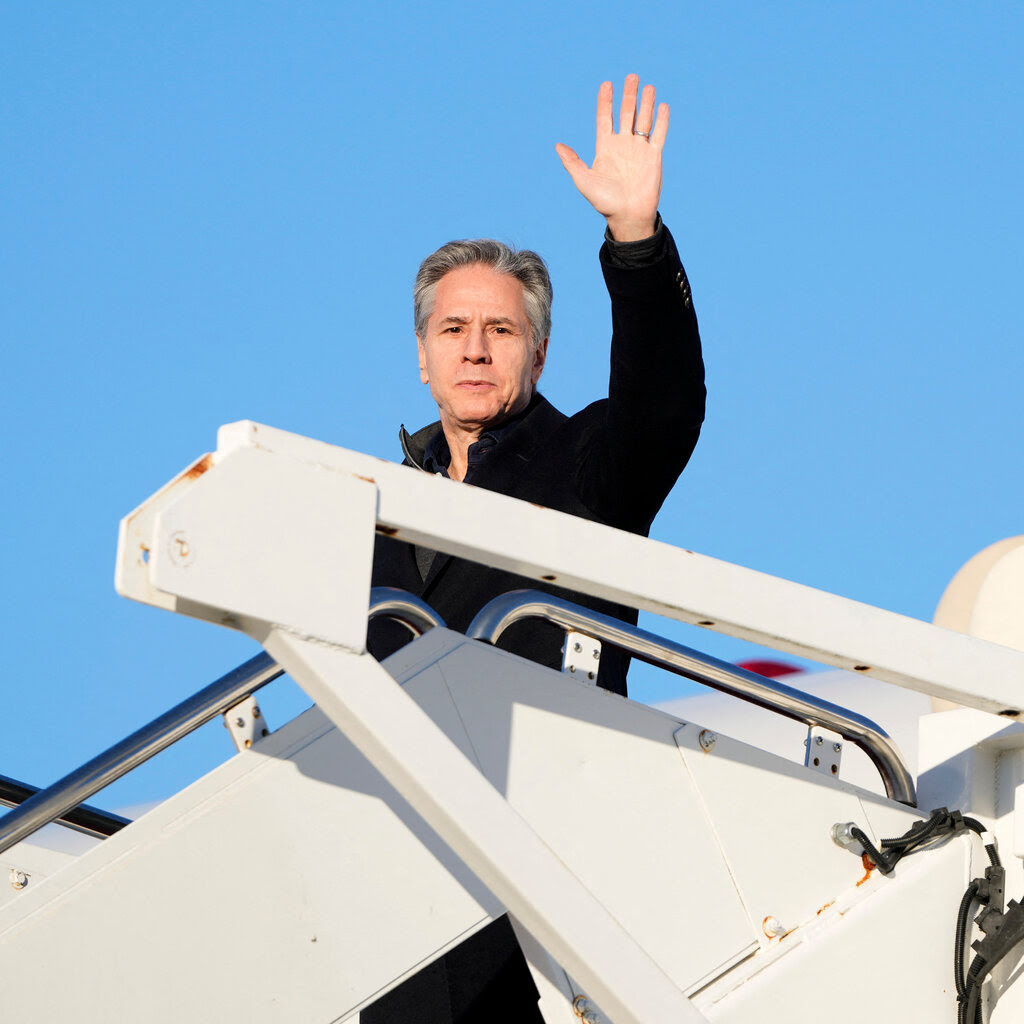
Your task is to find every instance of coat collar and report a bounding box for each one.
[398,392,564,471]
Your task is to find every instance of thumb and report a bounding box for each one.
[555,143,590,189]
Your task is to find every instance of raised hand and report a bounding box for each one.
[555,74,668,242]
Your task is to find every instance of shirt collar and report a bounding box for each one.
[422,405,531,479]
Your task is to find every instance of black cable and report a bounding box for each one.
[955,880,980,1000]
[963,954,984,1024]
[849,826,895,875]
[964,816,1002,868]
[840,808,1011,1021]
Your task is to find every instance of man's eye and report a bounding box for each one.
[444,326,462,334]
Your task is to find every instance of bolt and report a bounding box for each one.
[9,869,28,890]
[573,642,582,653]
[762,915,783,938]
[592,649,600,660]
[235,717,245,728]
[699,730,717,751]
[831,821,863,851]
[169,530,195,567]
[815,735,824,746]
[252,706,261,719]
[573,996,601,1022]
[833,741,842,752]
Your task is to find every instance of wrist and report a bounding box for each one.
[604,214,657,243]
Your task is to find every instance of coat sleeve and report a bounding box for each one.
[574,223,706,534]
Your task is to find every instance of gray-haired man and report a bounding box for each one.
[365,74,706,1024]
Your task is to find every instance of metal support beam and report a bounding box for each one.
[167,420,1023,716]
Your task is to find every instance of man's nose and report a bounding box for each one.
[461,325,491,362]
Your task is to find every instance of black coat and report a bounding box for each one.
[369,226,705,696]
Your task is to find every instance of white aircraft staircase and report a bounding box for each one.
[1,421,1022,1023]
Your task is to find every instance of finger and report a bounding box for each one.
[555,143,591,189]
[650,101,670,150]
[617,72,639,135]
[635,84,656,134]
[596,80,614,138]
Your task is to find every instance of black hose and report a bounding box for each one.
[964,816,1002,867]
[850,826,895,875]
[962,974,983,1024]
[955,880,980,1000]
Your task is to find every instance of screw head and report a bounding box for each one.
[9,868,28,890]
[168,530,195,567]
[762,915,783,938]
[833,742,842,752]
[815,735,824,745]
[699,729,717,751]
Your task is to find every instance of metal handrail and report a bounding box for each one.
[0,774,131,839]
[467,590,917,806]
[0,590,445,857]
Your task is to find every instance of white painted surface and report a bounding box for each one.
[0,630,955,1023]
[200,420,1024,715]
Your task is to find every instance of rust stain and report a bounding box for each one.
[354,474,376,484]
[856,853,876,886]
[375,525,399,537]
[816,901,835,916]
[184,454,214,481]
[123,452,214,531]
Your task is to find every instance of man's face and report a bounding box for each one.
[417,264,548,442]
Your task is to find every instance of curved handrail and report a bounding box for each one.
[0,590,445,857]
[368,587,447,637]
[467,590,916,806]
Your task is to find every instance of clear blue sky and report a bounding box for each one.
[3,3,1021,808]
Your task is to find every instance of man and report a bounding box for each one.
[362,75,704,1024]
[368,74,706,699]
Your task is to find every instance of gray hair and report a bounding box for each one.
[413,239,552,348]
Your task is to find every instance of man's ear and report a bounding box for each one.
[531,337,549,384]
[416,334,429,384]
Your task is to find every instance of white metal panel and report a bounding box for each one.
[695,836,971,1023]
[147,444,377,650]
[0,659,503,1022]
[208,420,1024,716]
[674,724,921,949]
[262,628,707,1024]
[115,448,218,618]
[431,639,757,991]
[917,708,1024,818]
[0,840,80,913]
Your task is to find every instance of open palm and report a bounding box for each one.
[556,74,668,242]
